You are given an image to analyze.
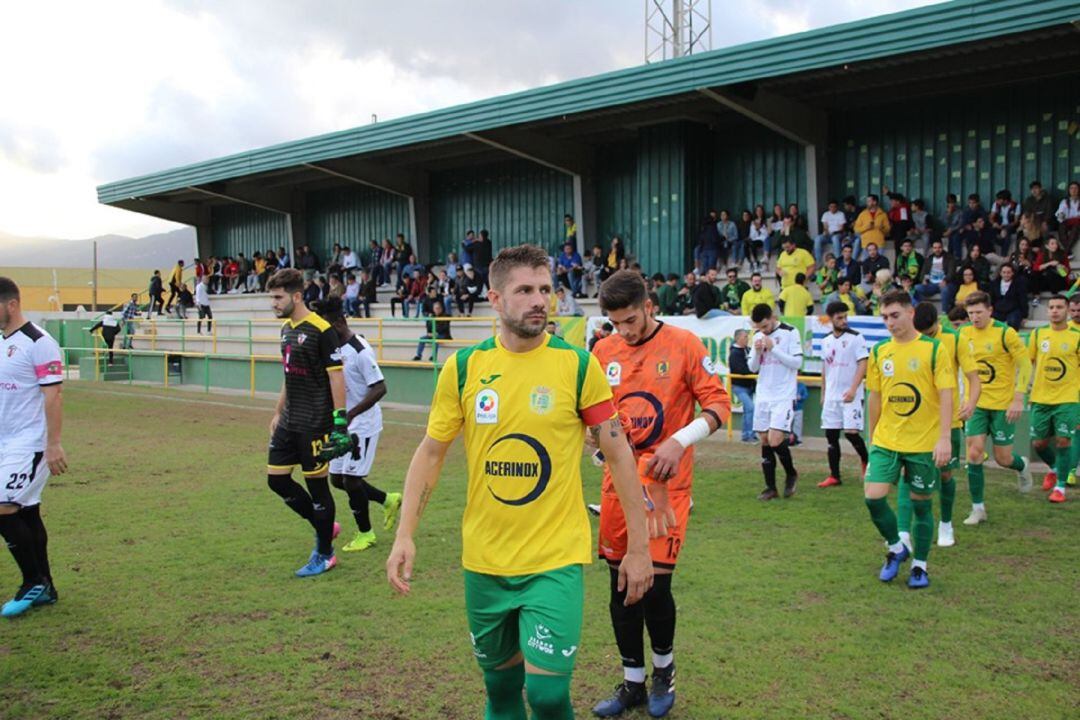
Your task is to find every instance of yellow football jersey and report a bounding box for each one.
[958,321,1031,411]
[1027,325,1080,405]
[426,333,615,576]
[926,326,975,429]
[867,335,955,453]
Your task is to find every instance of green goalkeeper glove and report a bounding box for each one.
[318,409,354,461]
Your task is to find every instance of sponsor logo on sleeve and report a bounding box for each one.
[605,361,622,386]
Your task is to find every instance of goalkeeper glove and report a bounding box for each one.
[318,409,354,461]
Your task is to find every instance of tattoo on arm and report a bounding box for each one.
[607,417,621,438]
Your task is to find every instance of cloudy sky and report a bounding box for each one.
[0,0,935,240]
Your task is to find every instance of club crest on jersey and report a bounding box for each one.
[6,346,15,357]
[606,361,622,386]
[475,389,499,424]
[1040,339,1051,352]
[882,358,895,377]
[529,386,553,415]
[907,358,920,371]
[297,333,307,345]
[656,360,669,378]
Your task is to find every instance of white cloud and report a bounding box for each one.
[0,0,936,241]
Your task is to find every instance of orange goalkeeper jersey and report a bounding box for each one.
[592,322,730,494]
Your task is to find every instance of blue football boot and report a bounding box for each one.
[295,552,338,578]
[2,583,49,618]
[878,545,910,582]
[592,680,646,717]
[648,664,676,717]
[907,566,930,589]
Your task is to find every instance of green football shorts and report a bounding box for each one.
[965,407,1015,446]
[946,426,963,471]
[464,563,584,674]
[865,445,939,494]
[1029,402,1079,440]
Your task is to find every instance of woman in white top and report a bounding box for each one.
[1056,181,1080,253]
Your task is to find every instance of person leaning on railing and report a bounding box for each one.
[412,300,452,362]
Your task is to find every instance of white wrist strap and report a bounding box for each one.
[671,417,712,448]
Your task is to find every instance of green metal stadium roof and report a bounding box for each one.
[97,0,1080,205]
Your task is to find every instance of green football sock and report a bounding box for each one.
[967,463,985,504]
[1008,452,1025,471]
[896,481,913,534]
[483,664,527,720]
[939,476,956,524]
[911,498,933,562]
[865,496,900,545]
[525,673,573,720]
[1034,444,1056,467]
[1055,444,1072,489]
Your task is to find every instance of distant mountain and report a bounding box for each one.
[0,227,196,269]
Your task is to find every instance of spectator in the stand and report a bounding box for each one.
[894,238,924,284]
[961,242,993,288]
[899,274,916,302]
[120,293,140,343]
[236,253,251,291]
[914,239,956,304]
[473,230,493,287]
[148,270,165,315]
[460,229,475,268]
[401,253,423,282]
[787,203,805,230]
[299,244,320,282]
[853,193,890,251]
[696,210,721,274]
[1056,180,1080,251]
[555,242,585,297]
[954,266,981,307]
[264,251,280,286]
[740,271,776,316]
[717,209,739,268]
[767,204,786,262]
[412,300,451,362]
[554,285,584,317]
[277,246,290,269]
[89,311,122,364]
[403,269,427,318]
[991,263,1027,329]
[958,193,989,252]
[860,242,889,280]
[564,214,578,248]
[588,322,613,352]
[363,240,380,275]
[721,267,749,314]
[967,216,1000,264]
[389,273,409,318]
[841,195,862,257]
[692,267,723,318]
[776,237,815,288]
[175,282,194,319]
[676,271,696,315]
[605,236,625,280]
[251,252,266,292]
[223,257,239,293]
[656,273,680,315]
[327,273,345,300]
[343,274,361,317]
[359,269,377,318]
[583,244,605,296]
[907,199,932,252]
[165,260,184,312]
[836,243,861,287]
[1008,236,1036,286]
[455,264,485,317]
[733,209,753,270]
[327,243,343,275]
[1022,180,1054,234]
[884,189,912,246]
[815,254,839,297]
[1016,210,1045,252]
[1033,236,1070,295]
[823,277,867,316]
[194,257,206,286]
[194,278,210,336]
[302,276,322,308]
[990,189,1020,258]
[749,215,769,270]
[210,256,224,294]
[434,269,454,316]
[340,246,358,272]
[380,240,397,289]
[728,328,756,443]
[546,320,562,338]
[394,234,413,284]
[940,193,965,258]
[867,268,894,316]
[778,272,814,316]
[781,215,813,253]
[815,199,848,264]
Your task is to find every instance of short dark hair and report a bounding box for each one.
[0,277,20,303]
[266,268,304,295]
[968,193,980,202]
[1047,294,1068,305]
[947,193,958,203]
[488,244,549,291]
[838,277,852,288]
[1030,180,1042,189]
[947,305,968,323]
[1069,295,1080,305]
[313,296,344,323]
[666,273,679,282]
[794,272,806,284]
[963,291,991,308]
[913,301,938,332]
[842,195,857,205]
[825,301,848,317]
[880,289,912,309]
[750,303,773,323]
[751,272,762,280]
[599,270,648,312]
[867,193,879,203]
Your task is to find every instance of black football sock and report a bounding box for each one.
[608,565,646,680]
[343,475,372,533]
[0,513,42,587]
[761,445,777,490]
[643,574,676,667]
[20,505,51,584]
[305,478,336,555]
[267,474,315,525]
[846,432,869,464]
[361,479,387,505]
[774,440,797,477]
[826,429,842,478]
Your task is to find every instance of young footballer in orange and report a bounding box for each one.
[590,270,731,718]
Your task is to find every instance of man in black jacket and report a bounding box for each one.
[914,240,956,304]
[148,271,165,316]
[692,268,723,318]
[991,263,1028,330]
[728,329,757,442]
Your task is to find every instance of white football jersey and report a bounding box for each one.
[0,323,63,450]
[341,334,385,437]
[749,322,802,403]
[821,329,869,403]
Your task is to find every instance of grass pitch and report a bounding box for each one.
[1,382,1077,719]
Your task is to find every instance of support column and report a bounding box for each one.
[805,143,829,231]
[196,224,213,261]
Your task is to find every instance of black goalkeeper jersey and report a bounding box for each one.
[279,313,342,435]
